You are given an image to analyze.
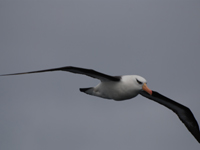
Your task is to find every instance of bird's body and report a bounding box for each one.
[1,66,200,143]
[82,75,146,100]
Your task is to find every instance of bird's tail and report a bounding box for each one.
[79,87,94,95]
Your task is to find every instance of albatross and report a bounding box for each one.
[1,66,200,143]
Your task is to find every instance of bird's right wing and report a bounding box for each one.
[0,66,121,82]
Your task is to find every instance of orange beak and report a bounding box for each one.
[142,83,152,95]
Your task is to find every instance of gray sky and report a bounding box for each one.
[0,1,200,150]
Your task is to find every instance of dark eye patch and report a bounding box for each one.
[136,79,143,84]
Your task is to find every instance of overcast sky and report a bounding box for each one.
[0,1,200,150]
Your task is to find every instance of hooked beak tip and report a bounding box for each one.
[142,83,152,95]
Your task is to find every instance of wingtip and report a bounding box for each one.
[192,130,200,144]
[0,74,11,76]
[0,73,28,76]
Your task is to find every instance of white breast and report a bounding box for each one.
[93,75,141,100]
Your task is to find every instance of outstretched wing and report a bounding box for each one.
[140,90,200,143]
[0,66,120,82]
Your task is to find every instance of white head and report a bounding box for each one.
[133,75,152,95]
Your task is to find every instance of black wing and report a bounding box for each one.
[140,90,200,143]
[0,66,120,82]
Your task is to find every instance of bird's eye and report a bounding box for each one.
[136,79,143,84]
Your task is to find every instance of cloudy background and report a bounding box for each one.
[0,1,200,150]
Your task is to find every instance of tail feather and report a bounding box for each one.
[79,87,93,95]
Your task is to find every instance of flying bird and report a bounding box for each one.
[1,66,200,143]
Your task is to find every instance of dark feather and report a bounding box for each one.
[0,66,121,82]
[140,90,200,143]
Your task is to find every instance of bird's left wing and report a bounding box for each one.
[140,90,200,143]
[0,66,120,82]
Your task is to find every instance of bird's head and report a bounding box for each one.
[134,75,152,95]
